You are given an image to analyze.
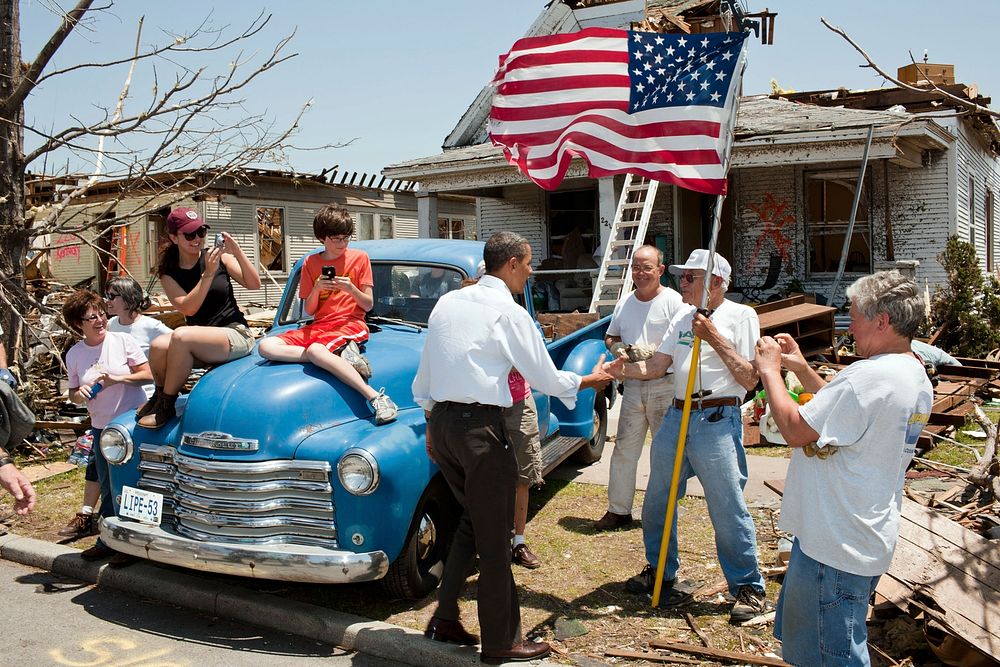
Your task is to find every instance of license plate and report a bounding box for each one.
[119,485,163,526]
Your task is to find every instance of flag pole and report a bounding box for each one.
[651,36,747,609]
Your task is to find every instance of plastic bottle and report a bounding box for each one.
[89,382,103,399]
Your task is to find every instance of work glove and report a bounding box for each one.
[0,368,16,388]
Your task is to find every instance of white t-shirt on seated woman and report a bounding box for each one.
[109,315,172,398]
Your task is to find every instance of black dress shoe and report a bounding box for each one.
[80,542,115,561]
[481,640,551,664]
[424,616,479,646]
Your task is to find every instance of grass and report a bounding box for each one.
[919,408,999,470]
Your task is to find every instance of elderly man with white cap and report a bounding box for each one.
[610,249,768,624]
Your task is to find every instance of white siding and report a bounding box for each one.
[731,164,799,293]
[951,117,1000,274]
[394,215,419,238]
[477,185,547,264]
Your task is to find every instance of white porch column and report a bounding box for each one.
[416,189,438,239]
[595,176,617,259]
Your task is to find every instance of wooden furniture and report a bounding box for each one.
[754,294,837,359]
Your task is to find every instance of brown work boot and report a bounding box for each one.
[593,510,633,531]
[137,393,177,430]
[58,512,98,539]
[512,543,541,569]
[135,386,163,419]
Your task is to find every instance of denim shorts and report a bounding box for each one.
[775,538,880,666]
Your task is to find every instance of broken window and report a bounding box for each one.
[357,213,394,240]
[548,189,598,258]
[805,171,871,274]
[257,206,285,272]
[437,217,468,240]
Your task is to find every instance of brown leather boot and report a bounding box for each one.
[135,386,163,419]
[137,392,177,429]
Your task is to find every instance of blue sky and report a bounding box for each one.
[22,1,1000,179]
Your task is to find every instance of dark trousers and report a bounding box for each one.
[430,402,521,653]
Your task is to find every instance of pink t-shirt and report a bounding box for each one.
[66,331,147,429]
[508,369,530,404]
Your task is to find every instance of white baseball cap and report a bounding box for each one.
[668,249,732,282]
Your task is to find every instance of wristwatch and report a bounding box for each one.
[0,456,14,468]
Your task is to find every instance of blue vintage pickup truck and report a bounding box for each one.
[99,239,612,598]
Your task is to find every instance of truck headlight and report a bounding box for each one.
[338,448,379,496]
[100,426,133,465]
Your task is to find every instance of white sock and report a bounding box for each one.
[513,534,526,547]
[81,506,94,515]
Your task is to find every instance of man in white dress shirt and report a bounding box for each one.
[413,231,619,664]
[594,245,685,531]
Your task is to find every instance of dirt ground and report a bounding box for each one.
[2,463,953,667]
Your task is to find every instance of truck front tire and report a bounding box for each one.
[573,391,608,465]
[382,477,459,600]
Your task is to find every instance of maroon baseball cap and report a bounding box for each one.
[166,207,208,235]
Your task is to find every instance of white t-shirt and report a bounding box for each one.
[658,299,758,401]
[607,287,687,348]
[109,315,171,398]
[781,353,933,576]
[66,331,148,429]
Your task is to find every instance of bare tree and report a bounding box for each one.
[0,0,320,371]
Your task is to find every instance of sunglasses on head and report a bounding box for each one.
[181,226,209,241]
[105,292,120,300]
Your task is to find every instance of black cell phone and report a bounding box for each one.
[322,266,337,279]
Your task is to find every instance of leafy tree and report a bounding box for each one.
[931,236,1000,357]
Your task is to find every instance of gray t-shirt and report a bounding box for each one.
[780,353,932,576]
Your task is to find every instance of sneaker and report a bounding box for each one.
[370,388,398,425]
[729,585,770,624]
[625,565,694,607]
[512,543,541,569]
[58,512,98,539]
[340,341,372,380]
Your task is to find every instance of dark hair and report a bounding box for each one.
[62,289,106,334]
[156,237,180,277]
[106,276,150,315]
[313,204,354,239]
[483,231,529,273]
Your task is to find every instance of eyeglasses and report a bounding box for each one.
[81,312,107,323]
[182,227,209,241]
[104,292,120,300]
[680,272,706,284]
[326,235,351,244]
[630,264,658,273]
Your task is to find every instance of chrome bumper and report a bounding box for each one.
[101,517,388,584]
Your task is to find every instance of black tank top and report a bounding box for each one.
[165,250,248,327]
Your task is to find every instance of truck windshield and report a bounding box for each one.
[277,261,467,327]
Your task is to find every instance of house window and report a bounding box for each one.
[437,217,468,240]
[969,176,977,246]
[357,213,394,240]
[548,189,598,259]
[257,206,286,272]
[987,188,994,272]
[806,171,871,274]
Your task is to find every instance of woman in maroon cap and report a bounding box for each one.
[136,207,261,428]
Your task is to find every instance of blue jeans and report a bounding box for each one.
[90,428,114,547]
[642,404,764,595]
[775,539,879,667]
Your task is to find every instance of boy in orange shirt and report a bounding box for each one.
[259,204,397,424]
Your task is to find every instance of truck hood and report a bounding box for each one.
[176,324,427,459]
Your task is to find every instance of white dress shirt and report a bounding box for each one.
[412,274,582,411]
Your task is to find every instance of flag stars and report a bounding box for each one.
[716,71,726,81]
[710,91,721,101]
[665,46,675,56]
[700,81,709,90]
[634,50,644,59]
[654,54,663,64]
[700,37,709,48]
[654,35,664,45]
[686,91,695,101]
[677,37,687,47]
[644,62,652,71]
[722,51,733,61]
[645,42,654,52]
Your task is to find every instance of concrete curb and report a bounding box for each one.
[0,532,556,667]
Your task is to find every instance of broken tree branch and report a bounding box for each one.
[969,404,998,489]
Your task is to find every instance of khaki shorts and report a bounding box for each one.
[505,392,543,486]
[223,323,255,361]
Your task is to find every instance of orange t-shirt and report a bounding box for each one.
[300,248,374,323]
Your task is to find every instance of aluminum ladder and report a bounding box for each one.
[588,174,659,315]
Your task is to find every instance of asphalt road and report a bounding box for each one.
[0,559,403,667]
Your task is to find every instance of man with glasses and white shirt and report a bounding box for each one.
[593,245,684,532]
[610,249,769,624]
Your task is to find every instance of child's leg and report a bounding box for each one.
[258,336,309,363]
[305,343,378,400]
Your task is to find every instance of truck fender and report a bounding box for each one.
[550,338,608,439]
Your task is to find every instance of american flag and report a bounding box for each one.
[488,28,747,194]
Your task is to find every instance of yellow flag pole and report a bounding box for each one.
[649,33,746,608]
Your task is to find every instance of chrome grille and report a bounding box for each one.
[137,443,337,547]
